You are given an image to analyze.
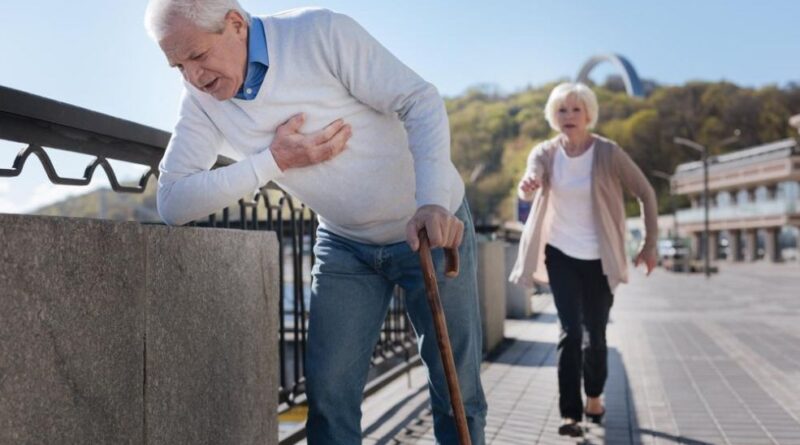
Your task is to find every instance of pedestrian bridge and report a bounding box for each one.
[0,85,508,444]
[3,86,799,444]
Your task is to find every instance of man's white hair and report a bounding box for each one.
[144,0,251,41]
[543,82,600,132]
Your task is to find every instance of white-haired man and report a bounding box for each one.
[144,1,487,443]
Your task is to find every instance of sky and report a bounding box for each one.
[1,0,799,214]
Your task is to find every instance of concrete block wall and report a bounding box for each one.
[476,240,506,354]
[0,214,278,445]
[504,242,532,318]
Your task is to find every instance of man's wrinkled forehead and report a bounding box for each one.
[159,19,203,66]
[158,16,197,46]
[161,40,191,65]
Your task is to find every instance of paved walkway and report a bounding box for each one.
[360,262,800,445]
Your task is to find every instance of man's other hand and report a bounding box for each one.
[271,113,352,171]
[405,205,464,252]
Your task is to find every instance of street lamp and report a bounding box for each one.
[651,170,678,238]
[673,130,740,278]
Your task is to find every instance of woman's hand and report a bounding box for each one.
[634,248,657,276]
[518,173,541,196]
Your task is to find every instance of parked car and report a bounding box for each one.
[657,238,691,272]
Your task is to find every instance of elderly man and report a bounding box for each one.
[144,0,487,443]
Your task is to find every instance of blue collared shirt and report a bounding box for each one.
[235,17,269,100]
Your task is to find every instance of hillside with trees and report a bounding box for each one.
[29,79,800,224]
[448,79,800,223]
[33,186,160,222]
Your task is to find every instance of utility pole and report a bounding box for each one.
[651,170,677,238]
[674,130,740,278]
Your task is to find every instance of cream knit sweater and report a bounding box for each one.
[509,135,658,291]
[157,8,464,244]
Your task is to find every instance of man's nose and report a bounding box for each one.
[184,62,204,85]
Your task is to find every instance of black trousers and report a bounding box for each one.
[544,244,614,421]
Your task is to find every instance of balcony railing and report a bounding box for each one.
[676,198,800,225]
[0,85,417,415]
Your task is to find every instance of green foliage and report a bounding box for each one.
[33,81,800,225]
[446,81,800,221]
[34,185,161,222]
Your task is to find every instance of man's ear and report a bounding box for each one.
[226,10,247,37]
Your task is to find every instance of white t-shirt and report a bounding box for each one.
[546,142,600,260]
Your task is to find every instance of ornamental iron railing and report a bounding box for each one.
[0,85,417,412]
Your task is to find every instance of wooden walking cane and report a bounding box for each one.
[417,228,472,445]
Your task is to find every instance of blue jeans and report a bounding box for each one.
[305,201,487,444]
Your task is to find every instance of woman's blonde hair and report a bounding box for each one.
[543,82,599,132]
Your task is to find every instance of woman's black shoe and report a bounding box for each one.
[558,420,584,437]
[584,408,606,424]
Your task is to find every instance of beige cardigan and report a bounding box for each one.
[509,135,658,291]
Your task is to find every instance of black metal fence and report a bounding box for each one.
[0,85,418,412]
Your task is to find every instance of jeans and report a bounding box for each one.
[305,201,487,445]
[544,244,613,421]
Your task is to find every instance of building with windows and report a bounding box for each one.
[670,115,800,263]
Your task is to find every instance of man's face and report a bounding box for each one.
[159,11,248,101]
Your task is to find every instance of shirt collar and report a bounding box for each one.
[246,17,269,68]
[235,17,269,100]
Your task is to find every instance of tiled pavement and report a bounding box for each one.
[361,262,800,444]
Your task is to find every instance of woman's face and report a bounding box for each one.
[555,94,591,137]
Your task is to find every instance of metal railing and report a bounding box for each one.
[0,85,418,412]
[676,198,800,224]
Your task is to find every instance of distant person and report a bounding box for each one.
[143,0,486,443]
[509,82,658,437]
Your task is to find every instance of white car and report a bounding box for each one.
[657,238,691,271]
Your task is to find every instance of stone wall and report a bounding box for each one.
[476,240,506,354]
[0,214,278,445]
[504,242,532,318]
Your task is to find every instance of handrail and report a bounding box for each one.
[0,85,169,168]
